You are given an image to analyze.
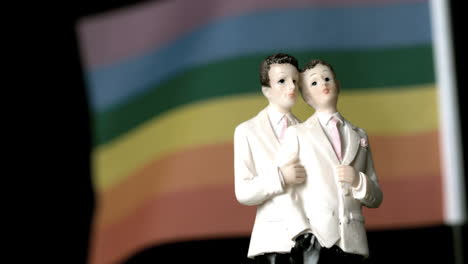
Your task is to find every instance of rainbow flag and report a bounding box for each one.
[76,0,455,263]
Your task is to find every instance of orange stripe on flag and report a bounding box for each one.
[94,131,440,230]
[371,130,441,180]
[94,142,234,231]
[363,174,443,229]
[89,185,254,264]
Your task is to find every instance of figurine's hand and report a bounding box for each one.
[336,165,359,187]
[280,157,306,185]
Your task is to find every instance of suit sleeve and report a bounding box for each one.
[234,124,285,206]
[351,135,383,208]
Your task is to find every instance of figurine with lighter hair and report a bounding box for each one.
[278,59,383,264]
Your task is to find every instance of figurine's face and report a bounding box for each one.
[300,64,339,111]
[262,63,299,113]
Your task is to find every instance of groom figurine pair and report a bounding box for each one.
[234,54,383,264]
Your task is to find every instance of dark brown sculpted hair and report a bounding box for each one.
[259,53,299,87]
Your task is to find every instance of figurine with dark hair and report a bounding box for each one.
[278,59,383,264]
[234,53,309,263]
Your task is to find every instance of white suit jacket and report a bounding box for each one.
[278,113,383,257]
[234,108,307,258]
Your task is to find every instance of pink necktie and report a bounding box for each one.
[329,116,342,161]
[278,116,289,142]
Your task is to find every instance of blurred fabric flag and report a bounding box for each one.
[76,0,454,263]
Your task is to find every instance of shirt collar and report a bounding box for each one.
[316,111,343,127]
[267,105,292,126]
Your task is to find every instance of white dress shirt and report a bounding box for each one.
[316,111,347,153]
[267,106,296,141]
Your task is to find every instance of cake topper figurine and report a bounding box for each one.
[278,59,383,264]
[234,53,307,263]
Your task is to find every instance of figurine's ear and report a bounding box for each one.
[261,86,270,99]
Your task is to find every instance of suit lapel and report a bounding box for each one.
[254,108,280,150]
[306,114,340,164]
[341,119,360,165]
